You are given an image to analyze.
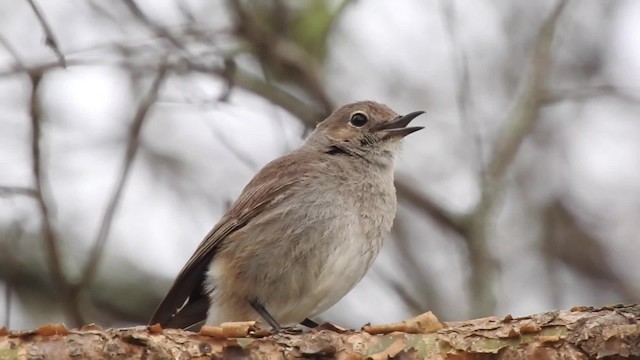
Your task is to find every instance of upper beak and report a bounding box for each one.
[376,111,425,139]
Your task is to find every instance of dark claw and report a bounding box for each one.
[300,318,319,328]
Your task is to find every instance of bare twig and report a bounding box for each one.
[77,65,168,290]
[25,0,67,67]
[28,71,84,326]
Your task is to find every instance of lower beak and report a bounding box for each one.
[377,111,425,139]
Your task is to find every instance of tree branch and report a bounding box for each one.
[1,305,638,359]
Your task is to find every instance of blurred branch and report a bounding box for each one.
[28,70,84,327]
[0,186,38,198]
[0,59,90,79]
[25,0,67,67]
[77,64,168,291]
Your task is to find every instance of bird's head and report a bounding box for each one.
[307,101,425,165]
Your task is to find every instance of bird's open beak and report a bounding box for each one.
[377,111,425,139]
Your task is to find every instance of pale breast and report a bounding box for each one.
[302,166,396,317]
[206,158,398,325]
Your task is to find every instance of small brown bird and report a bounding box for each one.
[149,101,424,330]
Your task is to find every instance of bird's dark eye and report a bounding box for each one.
[349,112,368,128]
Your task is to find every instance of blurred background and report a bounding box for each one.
[1,0,639,330]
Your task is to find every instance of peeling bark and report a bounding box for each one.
[1,305,638,359]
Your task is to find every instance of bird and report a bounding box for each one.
[149,101,424,330]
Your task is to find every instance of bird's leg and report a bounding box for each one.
[249,299,282,330]
[300,318,319,328]
[249,300,304,334]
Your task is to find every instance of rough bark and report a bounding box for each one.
[1,305,638,359]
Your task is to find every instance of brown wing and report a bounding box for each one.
[148,151,317,328]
